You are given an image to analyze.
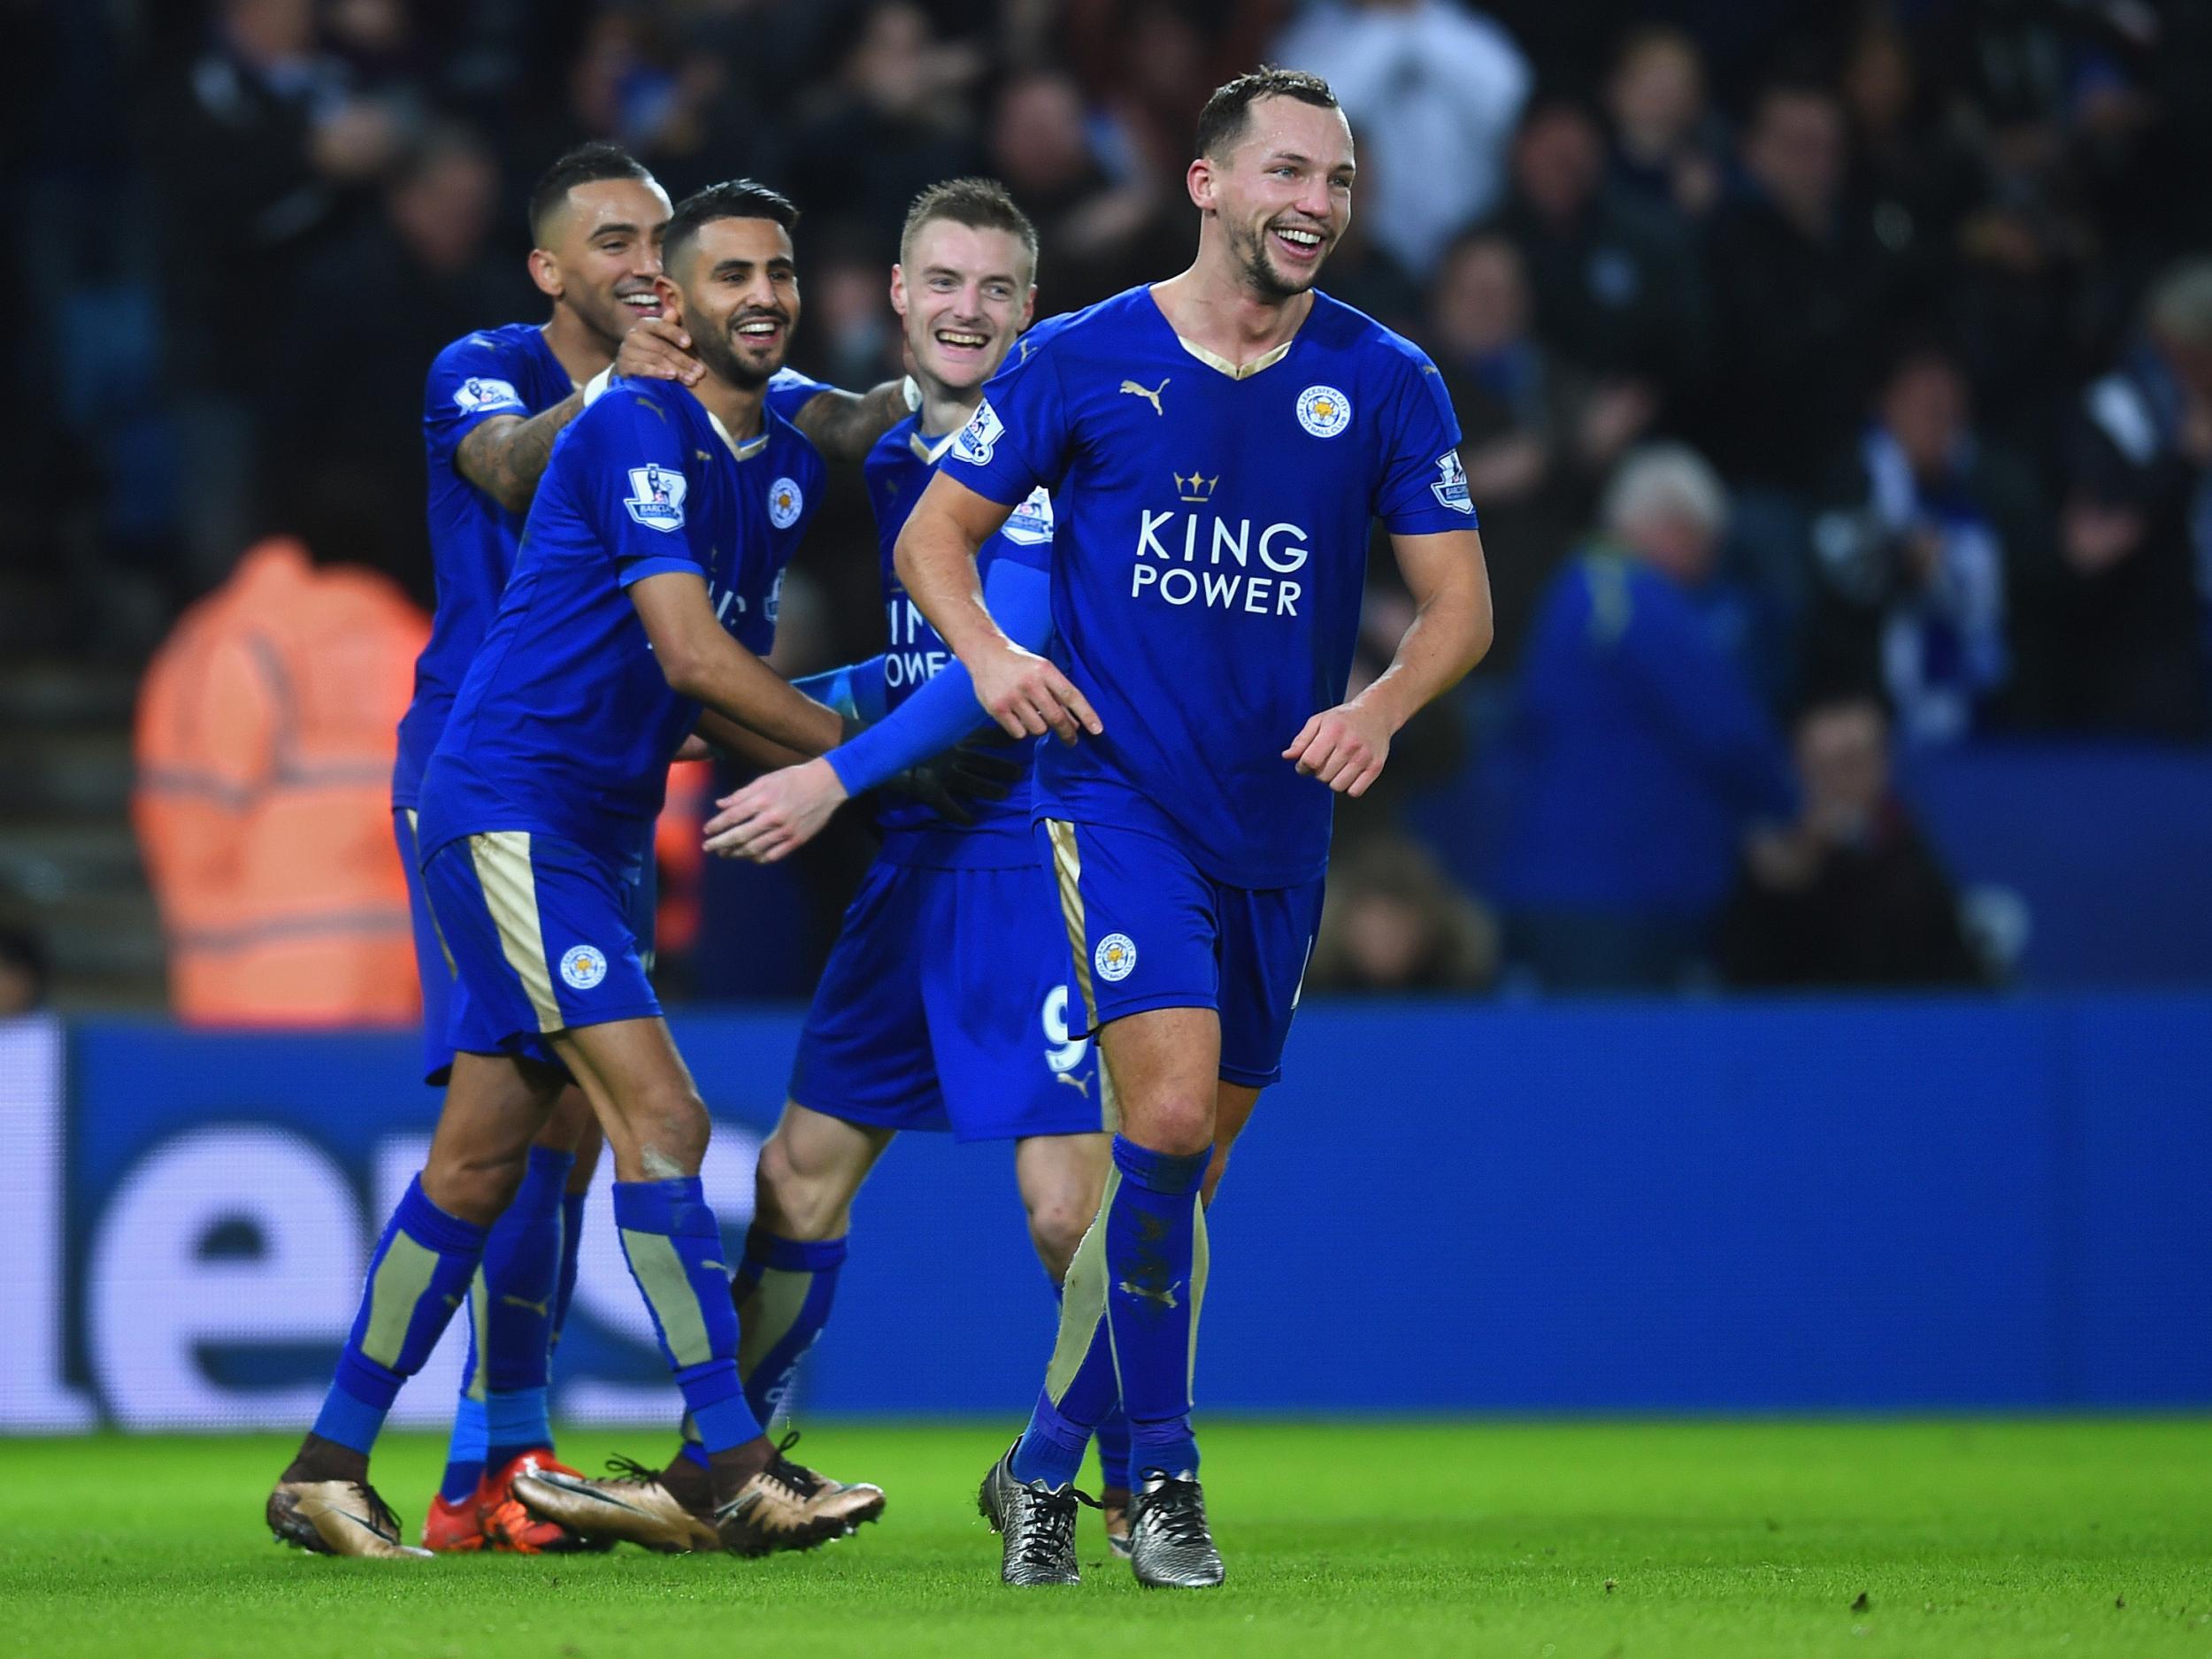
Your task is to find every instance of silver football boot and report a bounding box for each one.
[1125,1471,1225,1588]
[978,1442,1092,1586]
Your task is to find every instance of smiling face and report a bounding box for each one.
[533,176,674,350]
[1192,95,1356,301]
[660,214,800,389]
[891,217,1035,398]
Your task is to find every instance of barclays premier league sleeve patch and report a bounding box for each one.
[1432,450,1473,514]
[952,399,1004,466]
[1000,486,1055,545]
[624,463,688,532]
[452,376,525,414]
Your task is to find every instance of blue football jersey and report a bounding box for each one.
[396,324,575,808]
[863,412,1054,862]
[416,377,826,859]
[397,333,829,810]
[945,287,1474,886]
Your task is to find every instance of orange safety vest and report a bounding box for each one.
[133,539,431,1026]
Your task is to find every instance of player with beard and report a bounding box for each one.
[396,143,911,1553]
[271,180,884,1560]
[895,70,1495,1586]
[514,179,1147,1555]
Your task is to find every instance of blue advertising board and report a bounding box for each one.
[3,995,2208,1432]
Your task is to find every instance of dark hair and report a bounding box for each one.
[0,924,50,1010]
[901,177,1039,275]
[528,142,655,243]
[661,178,802,275]
[1194,66,1339,160]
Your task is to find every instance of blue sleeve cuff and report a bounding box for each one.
[823,560,1052,796]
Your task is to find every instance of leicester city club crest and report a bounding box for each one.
[1094,933,1138,983]
[1295,384,1352,439]
[624,464,687,532]
[559,944,608,990]
[767,476,804,529]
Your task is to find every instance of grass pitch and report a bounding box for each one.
[1,1421,2207,1658]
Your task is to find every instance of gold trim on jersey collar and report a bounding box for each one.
[908,425,962,465]
[706,409,769,463]
[1172,334,1294,380]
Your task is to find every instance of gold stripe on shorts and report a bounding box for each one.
[1044,819,1097,1030]
[468,830,561,1032]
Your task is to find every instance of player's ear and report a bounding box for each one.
[1018,285,1036,331]
[651,271,684,328]
[1187,156,1216,215]
[527,246,563,302]
[889,262,910,319]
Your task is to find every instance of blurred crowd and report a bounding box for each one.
[18,0,2212,1003]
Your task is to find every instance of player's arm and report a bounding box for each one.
[687,709,816,771]
[1285,526,1494,797]
[453,320,702,511]
[703,558,1049,861]
[627,572,845,756]
[895,470,1098,742]
[788,378,915,463]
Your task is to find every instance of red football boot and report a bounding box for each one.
[420,1488,488,1553]
[480,1450,603,1554]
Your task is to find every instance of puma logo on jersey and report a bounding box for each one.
[500,1294,551,1317]
[1120,378,1169,416]
[1055,1070,1092,1098]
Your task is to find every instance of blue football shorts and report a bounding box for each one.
[789,854,1106,1141]
[1037,818,1325,1089]
[414,824,660,1076]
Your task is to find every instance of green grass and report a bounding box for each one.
[2,1422,2208,1657]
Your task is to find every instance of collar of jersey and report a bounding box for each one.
[1172,333,1295,380]
[705,407,770,463]
[908,424,962,465]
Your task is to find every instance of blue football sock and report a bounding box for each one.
[1094,1402,1133,1494]
[1101,1136,1208,1480]
[438,1289,488,1503]
[480,1145,571,1469]
[612,1177,761,1455]
[1010,1205,1125,1490]
[552,1187,588,1347]
[733,1226,847,1427]
[313,1177,487,1455]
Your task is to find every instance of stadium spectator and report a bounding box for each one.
[269,124,531,591]
[145,0,407,590]
[1310,834,1497,995]
[1805,349,2047,744]
[786,2,984,247]
[1718,694,1986,989]
[1703,81,1904,497]
[2012,259,2212,741]
[1273,0,1531,278]
[1483,95,1709,428]
[1603,26,1727,222]
[1493,445,1794,991]
[133,534,427,1025]
[1423,231,1648,666]
[984,68,1163,313]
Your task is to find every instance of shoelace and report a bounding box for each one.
[1135,1477,1210,1549]
[358,1483,403,1542]
[601,1455,665,1488]
[768,1431,823,1499]
[1010,1484,1100,1573]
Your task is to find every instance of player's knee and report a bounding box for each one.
[753,1132,843,1240]
[629,1081,710,1179]
[1124,1092,1214,1159]
[423,1145,530,1226]
[1026,1188,1097,1277]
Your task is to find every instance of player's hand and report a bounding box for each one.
[885,740,1023,826]
[703,757,847,864]
[1284,700,1393,797]
[967,640,1102,745]
[615,316,703,387]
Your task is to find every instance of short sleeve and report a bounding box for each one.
[572,389,709,588]
[765,366,829,427]
[942,336,1072,505]
[424,333,534,465]
[1372,349,1479,534]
